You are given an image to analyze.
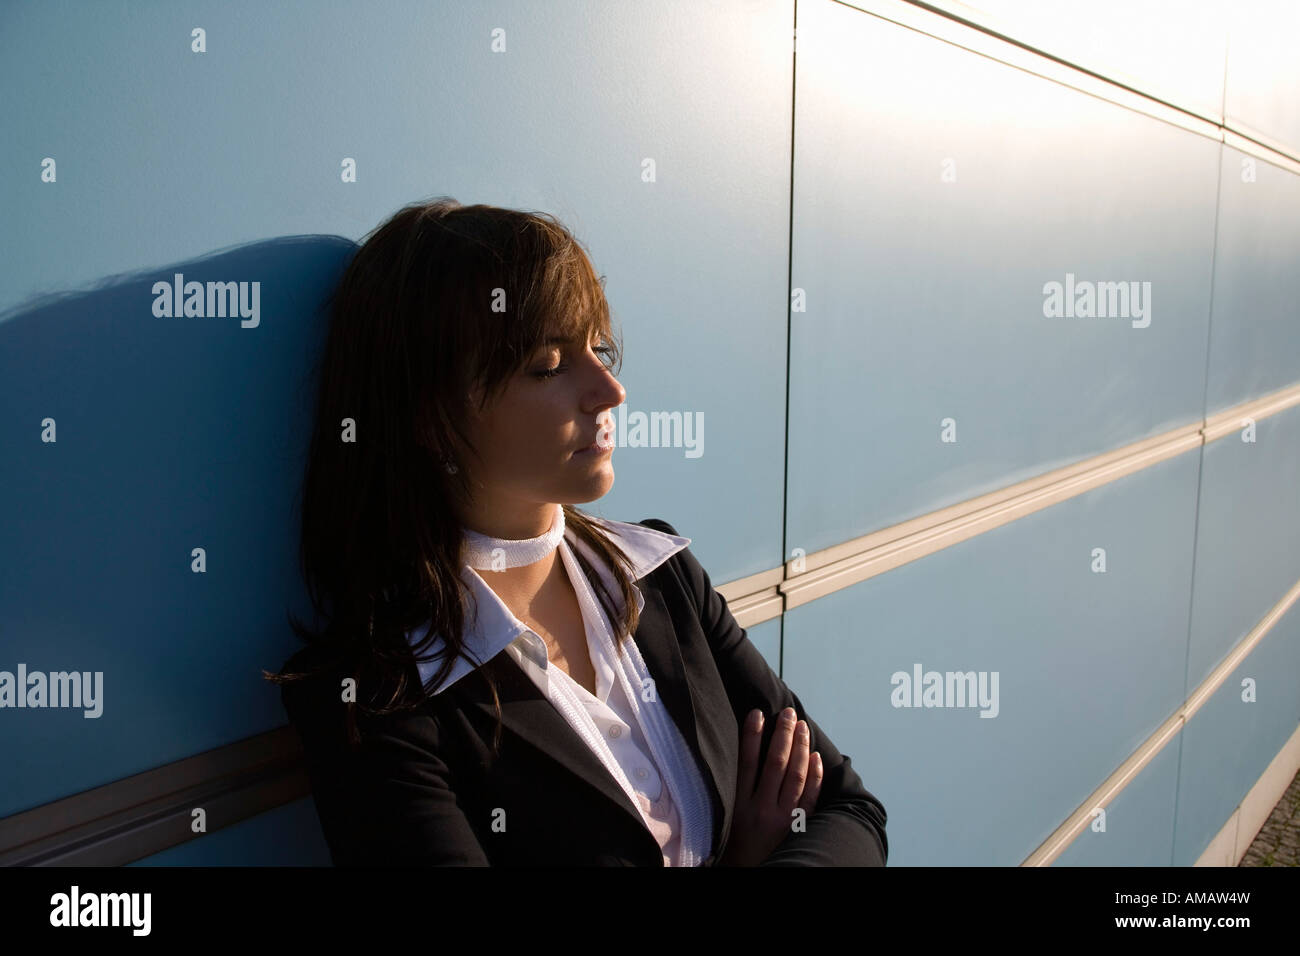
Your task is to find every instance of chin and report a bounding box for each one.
[571,472,615,502]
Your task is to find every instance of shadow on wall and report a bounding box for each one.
[0,236,356,828]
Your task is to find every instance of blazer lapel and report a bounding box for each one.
[453,650,657,844]
[632,585,732,857]
[452,578,731,864]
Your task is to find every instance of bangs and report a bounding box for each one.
[524,260,620,371]
[463,212,622,408]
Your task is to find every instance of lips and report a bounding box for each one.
[576,432,614,454]
[577,413,616,455]
[578,422,615,453]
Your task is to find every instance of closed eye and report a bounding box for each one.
[534,344,614,379]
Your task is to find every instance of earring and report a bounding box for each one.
[442,456,458,475]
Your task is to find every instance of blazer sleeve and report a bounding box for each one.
[648,519,889,867]
[280,660,490,867]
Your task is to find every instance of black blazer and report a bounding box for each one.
[280,518,888,866]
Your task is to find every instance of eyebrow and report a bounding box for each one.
[540,331,604,349]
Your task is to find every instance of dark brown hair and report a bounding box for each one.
[266,197,641,758]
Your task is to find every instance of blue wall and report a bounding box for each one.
[2,0,1296,866]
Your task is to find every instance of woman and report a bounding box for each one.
[271,198,888,866]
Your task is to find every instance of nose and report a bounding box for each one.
[591,374,625,414]
[605,374,626,407]
[584,351,625,408]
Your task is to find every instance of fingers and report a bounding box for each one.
[797,750,824,819]
[756,707,798,807]
[777,717,811,810]
[737,709,763,796]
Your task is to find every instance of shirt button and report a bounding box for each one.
[608,726,622,739]
[635,767,648,780]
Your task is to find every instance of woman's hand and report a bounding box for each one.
[716,706,823,866]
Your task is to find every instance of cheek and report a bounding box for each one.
[490,395,567,458]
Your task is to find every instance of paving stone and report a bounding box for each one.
[1239,769,1300,867]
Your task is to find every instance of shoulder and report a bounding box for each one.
[278,643,450,777]
[570,513,693,584]
[633,517,699,572]
[278,643,418,731]
[631,517,710,610]
[636,517,679,536]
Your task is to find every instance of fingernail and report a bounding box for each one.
[782,707,796,724]
[750,710,763,732]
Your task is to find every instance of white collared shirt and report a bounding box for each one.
[407,516,713,866]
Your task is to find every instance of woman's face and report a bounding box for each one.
[455,329,625,538]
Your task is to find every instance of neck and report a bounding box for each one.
[461,502,568,612]
[461,502,562,542]
[476,548,565,620]
[462,503,565,569]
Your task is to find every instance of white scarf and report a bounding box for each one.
[462,503,567,570]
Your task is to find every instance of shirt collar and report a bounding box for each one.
[407,517,691,695]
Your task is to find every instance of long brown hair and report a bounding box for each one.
[266,197,642,758]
